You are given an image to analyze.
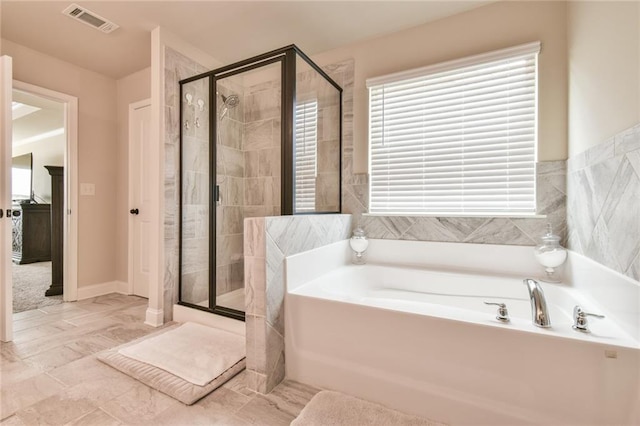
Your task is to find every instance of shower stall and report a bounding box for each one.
[179,46,342,320]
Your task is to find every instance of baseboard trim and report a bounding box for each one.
[76,281,129,300]
[145,308,164,327]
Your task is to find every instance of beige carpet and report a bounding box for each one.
[12,261,62,313]
[291,391,447,426]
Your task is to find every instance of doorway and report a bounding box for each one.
[11,90,64,312]
[1,78,78,341]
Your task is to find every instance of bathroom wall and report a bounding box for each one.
[567,1,640,157]
[2,38,119,288]
[244,214,352,393]
[566,2,640,282]
[312,0,568,173]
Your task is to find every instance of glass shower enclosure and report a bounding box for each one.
[179,46,342,320]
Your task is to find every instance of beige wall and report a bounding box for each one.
[2,39,118,288]
[13,134,64,203]
[567,1,640,156]
[115,67,151,283]
[312,0,568,172]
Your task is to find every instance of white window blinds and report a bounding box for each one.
[368,42,540,215]
[294,99,318,212]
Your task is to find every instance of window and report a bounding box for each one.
[368,42,540,215]
[294,99,318,212]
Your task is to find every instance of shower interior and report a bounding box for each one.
[179,46,342,320]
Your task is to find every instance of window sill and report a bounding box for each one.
[363,213,547,219]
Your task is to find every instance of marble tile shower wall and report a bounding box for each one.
[216,81,246,297]
[243,79,282,218]
[181,75,210,305]
[567,123,640,281]
[164,47,208,321]
[244,214,352,393]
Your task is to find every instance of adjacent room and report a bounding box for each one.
[0,1,638,425]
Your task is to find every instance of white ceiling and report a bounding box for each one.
[1,1,490,79]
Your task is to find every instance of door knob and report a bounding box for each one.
[130,208,139,215]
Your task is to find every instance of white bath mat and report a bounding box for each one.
[118,321,245,386]
[291,390,447,426]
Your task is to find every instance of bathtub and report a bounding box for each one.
[284,239,640,425]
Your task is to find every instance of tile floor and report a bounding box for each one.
[0,294,320,425]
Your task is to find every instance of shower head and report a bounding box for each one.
[222,93,240,108]
[219,93,240,120]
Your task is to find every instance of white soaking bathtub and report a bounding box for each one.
[284,239,640,426]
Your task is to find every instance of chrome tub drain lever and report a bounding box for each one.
[484,302,510,322]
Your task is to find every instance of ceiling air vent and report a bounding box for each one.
[62,4,119,34]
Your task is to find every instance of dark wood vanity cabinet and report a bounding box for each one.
[12,203,52,264]
[45,166,64,296]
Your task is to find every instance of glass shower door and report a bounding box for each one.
[214,60,283,313]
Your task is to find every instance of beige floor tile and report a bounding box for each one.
[47,355,135,388]
[222,370,256,397]
[65,409,122,426]
[0,414,27,425]
[14,388,97,426]
[0,359,45,387]
[0,344,21,365]
[64,335,119,356]
[234,394,295,426]
[100,383,182,424]
[12,309,47,321]
[0,373,66,420]
[152,387,251,426]
[24,346,85,372]
[12,321,78,344]
[262,380,320,417]
[97,323,158,344]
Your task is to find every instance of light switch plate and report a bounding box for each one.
[80,183,95,196]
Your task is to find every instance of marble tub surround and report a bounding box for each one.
[244,214,352,393]
[567,123,640,281]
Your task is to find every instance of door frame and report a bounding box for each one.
[127,98,151,296]
[12,80,79,302]
[1,56,13,342]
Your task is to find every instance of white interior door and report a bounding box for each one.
[1,56,14,342]
[129,100,151,298]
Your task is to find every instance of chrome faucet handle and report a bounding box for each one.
[484,301,510,322]
[572,305,605,332]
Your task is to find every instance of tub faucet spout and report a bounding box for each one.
[523,278,551,328]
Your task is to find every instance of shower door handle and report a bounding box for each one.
[130,208,139,215]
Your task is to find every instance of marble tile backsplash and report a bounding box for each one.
[244,214,352,393]
[567,123,640,281]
